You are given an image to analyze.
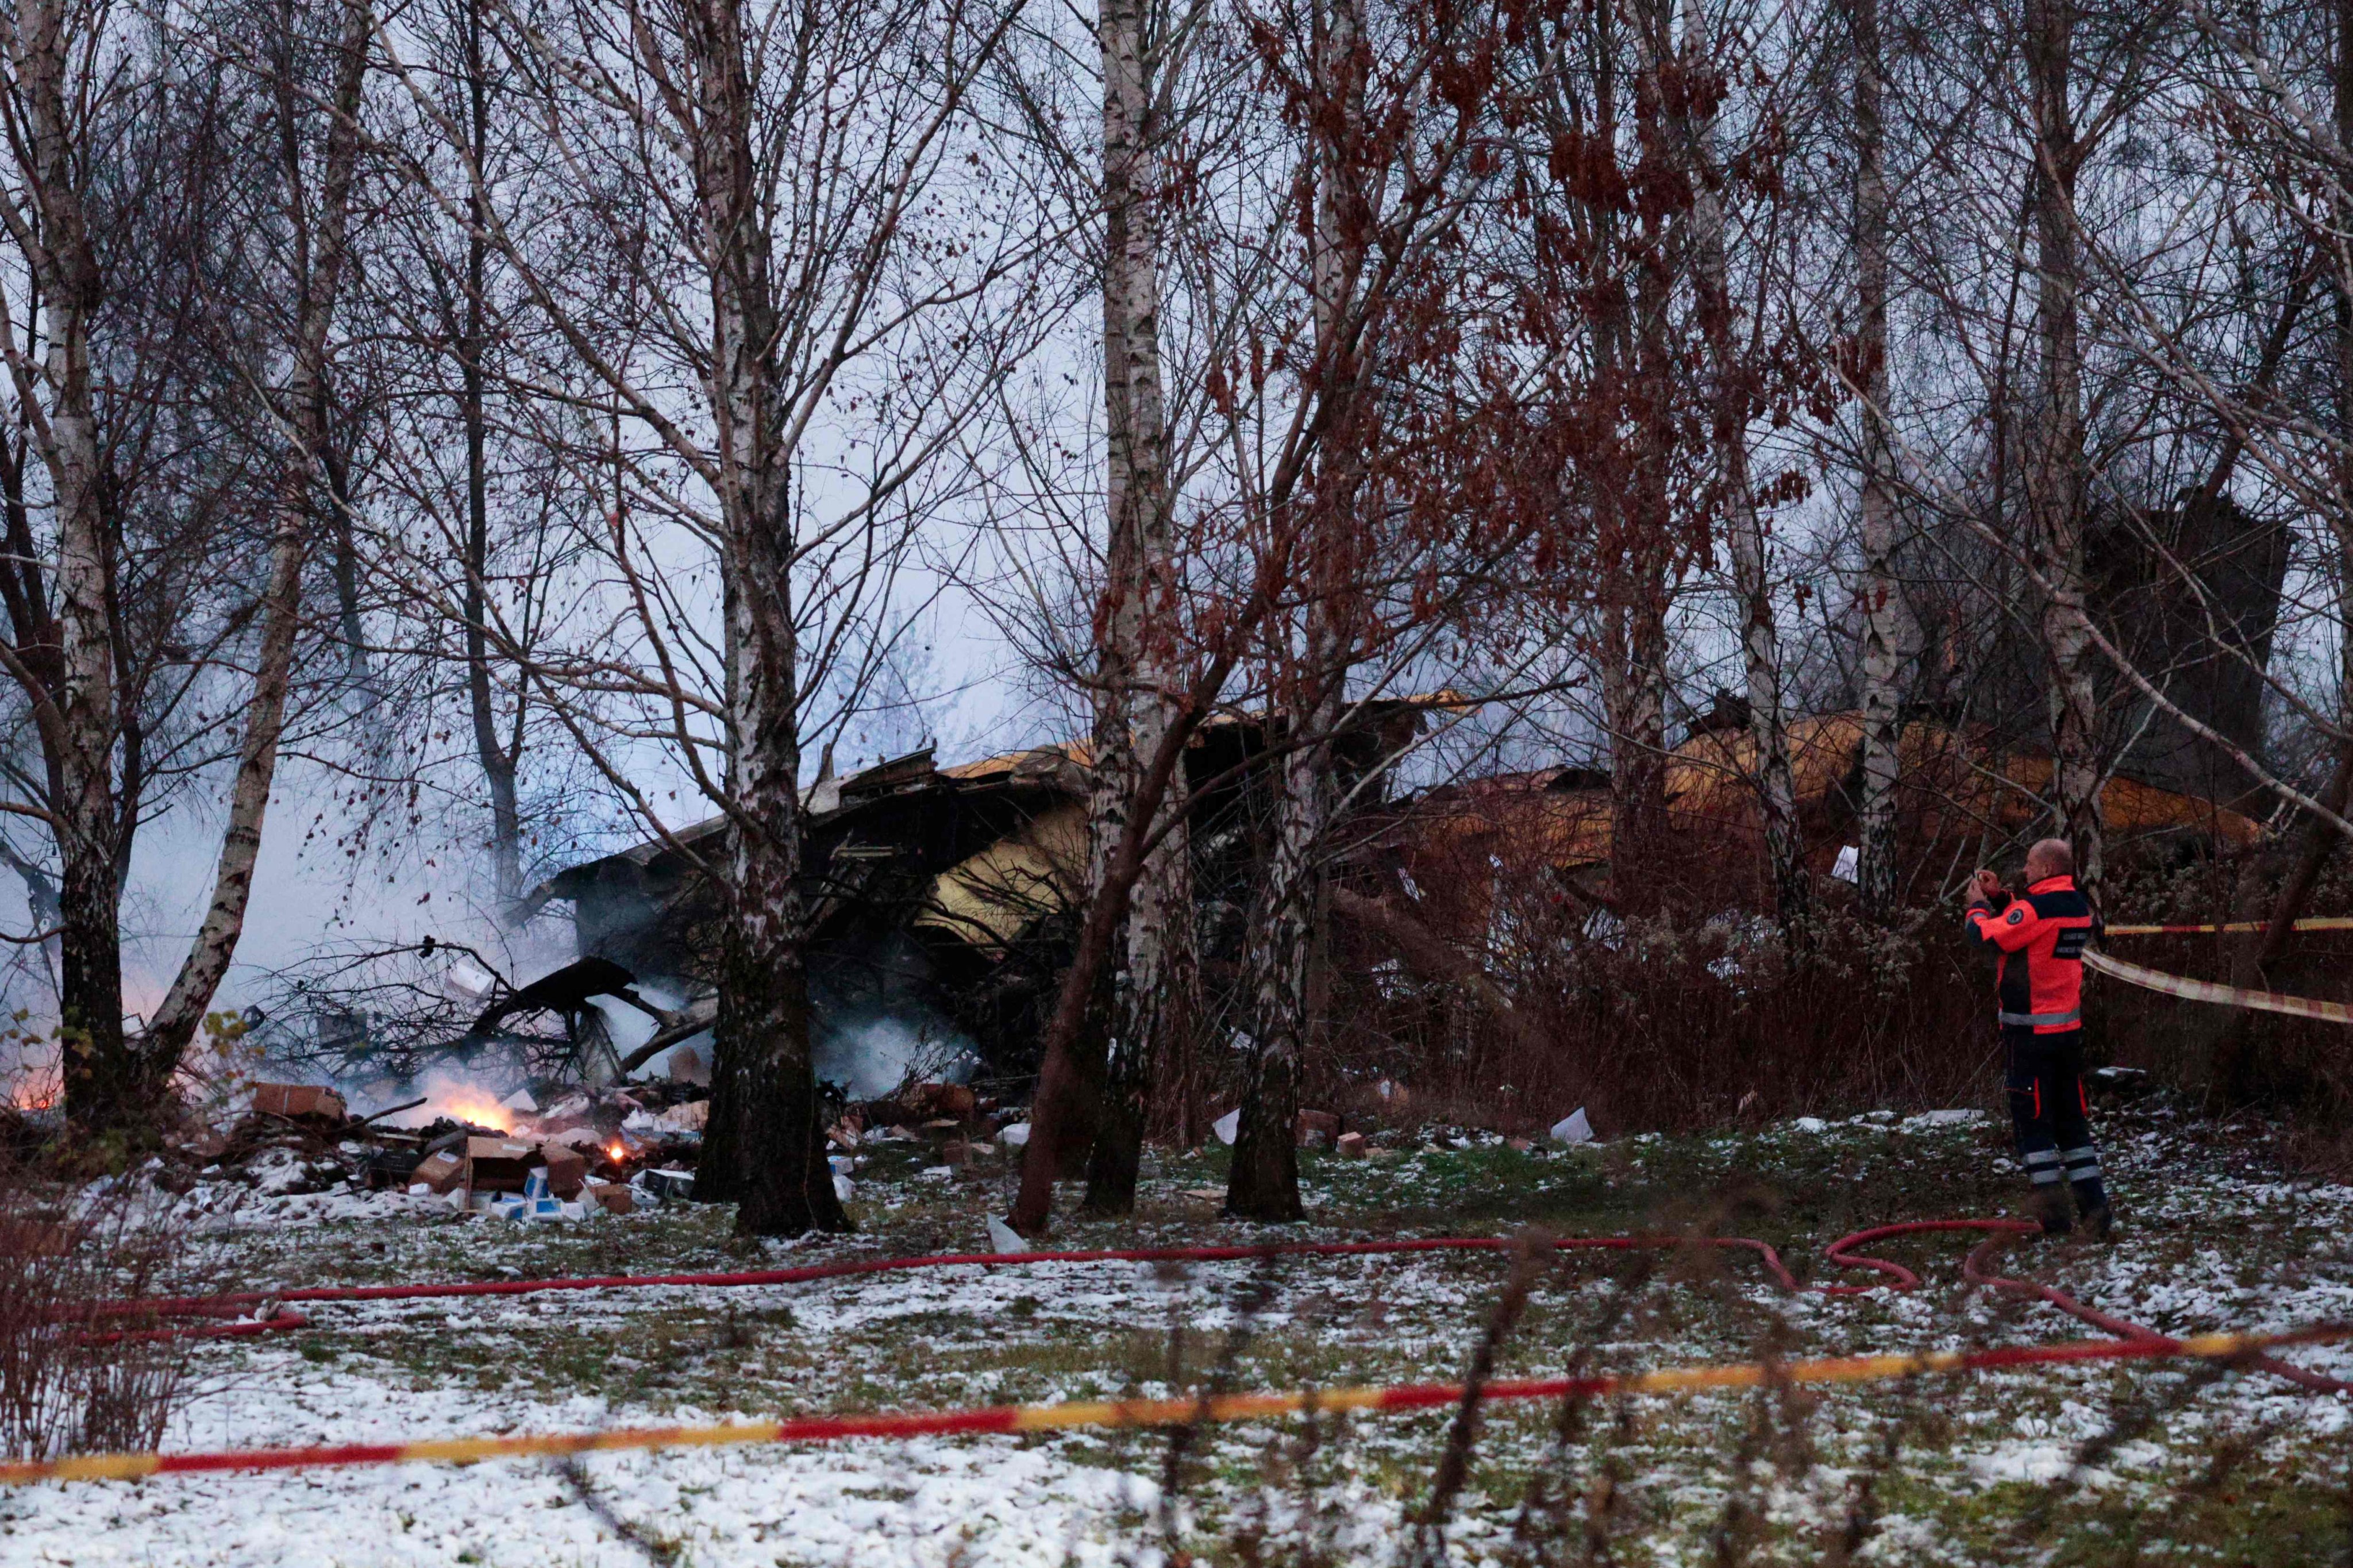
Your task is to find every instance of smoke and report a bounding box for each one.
[812,1010,979,1100]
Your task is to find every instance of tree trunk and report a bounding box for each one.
[1225,678,1333,1223]
[2023,0,2100,897]
[2219,0,2353,1098]
[1083,0,1195,1216]
[691,0,845,1238]
[1851,0,1907,920]
[456,0,523,912]
[9,0,126,1138]
[1008,698,1208,1234]
[1602,598,1669,915]
[1666,0,1805,933]
[1224,0,1365,1224]
[142,0,369,1073]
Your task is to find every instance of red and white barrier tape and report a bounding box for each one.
[2085,950,2353,1026]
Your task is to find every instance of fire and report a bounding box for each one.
[6,1080,56,1112]
[607,1141,627,1164]
[439,1087,517,1132]
[377,1071,517,1132]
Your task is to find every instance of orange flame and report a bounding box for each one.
[378,1073,518,1133]
[607,1141,628,1164]
[437,1087,515,1132]
[6,1081,56,1112]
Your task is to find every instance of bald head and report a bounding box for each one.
[2025,838,2074,881]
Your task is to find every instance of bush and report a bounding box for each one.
[0,1162,192,1461]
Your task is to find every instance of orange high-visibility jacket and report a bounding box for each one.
[1965,874,2100,1033]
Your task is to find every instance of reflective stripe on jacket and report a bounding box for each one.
[1965,874,2100,1034]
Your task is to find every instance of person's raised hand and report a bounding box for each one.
[1972,868,2005,904]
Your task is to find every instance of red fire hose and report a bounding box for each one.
[80,1219,2350,1393]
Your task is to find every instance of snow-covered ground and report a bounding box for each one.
[5,1100,2351,1565]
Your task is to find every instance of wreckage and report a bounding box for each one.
[509,700,1457,1094]
[456,700,2264,1100]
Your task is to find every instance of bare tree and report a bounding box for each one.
[1077,0,1203,1216]
[0,0,367,1136]
[1649,0,1809,932]
[382,0,1043,1233]
[1850,0,1907,918]
[2023,0,2104,897]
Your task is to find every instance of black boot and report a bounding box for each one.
[2031,1186,2073,1236]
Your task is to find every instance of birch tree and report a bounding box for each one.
[1078,0,1202,1216]
[1648,0,1809,932]
[1850,0,1907,919]
[0,0,368,1137]
[2023,0,2104,897]
[383,0,1042,1233]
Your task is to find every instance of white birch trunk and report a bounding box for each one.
[1852,0,1907,919]
[5,0,137,1128]
[145,0,370,1065]
[689,0,845,1236]
[1084,0,1199,1210]
[1666,0,1805,930]
[2024,0,2101,897]
[1227,0,1362,1222]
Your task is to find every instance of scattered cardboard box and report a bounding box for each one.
[638,1168,695,1203]
[464,1136,537,1195]
[667,1046,711,1086]
[538,1144,588,1197]
[413,1151,464,1193]
[584,1182,635,1215]
[252,1083,346,1121]
[905,1082,976,1120]
[1295,1109,1341,1147]
[1335,1131,1367,1159]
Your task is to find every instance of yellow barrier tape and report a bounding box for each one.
[5,1323,2340,1486]
[2106,917,2353,937]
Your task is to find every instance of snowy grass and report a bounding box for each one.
[3,1099,2350,1564]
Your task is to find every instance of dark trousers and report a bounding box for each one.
[2003,1027,2105,1212]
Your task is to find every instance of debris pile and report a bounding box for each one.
[156,1077,722,1223]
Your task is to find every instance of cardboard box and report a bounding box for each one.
[252,1083,347,1121]
[538,1144,588,1197]
[584,1182,635,1215]
[1336,1131,1367,1159]
[463,1136,537,1195]
[905,1082,976,1120]
[1295,1109,1341,1147]
[412,1151,465,1193]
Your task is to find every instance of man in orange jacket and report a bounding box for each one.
[1965,838,2112,1238]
